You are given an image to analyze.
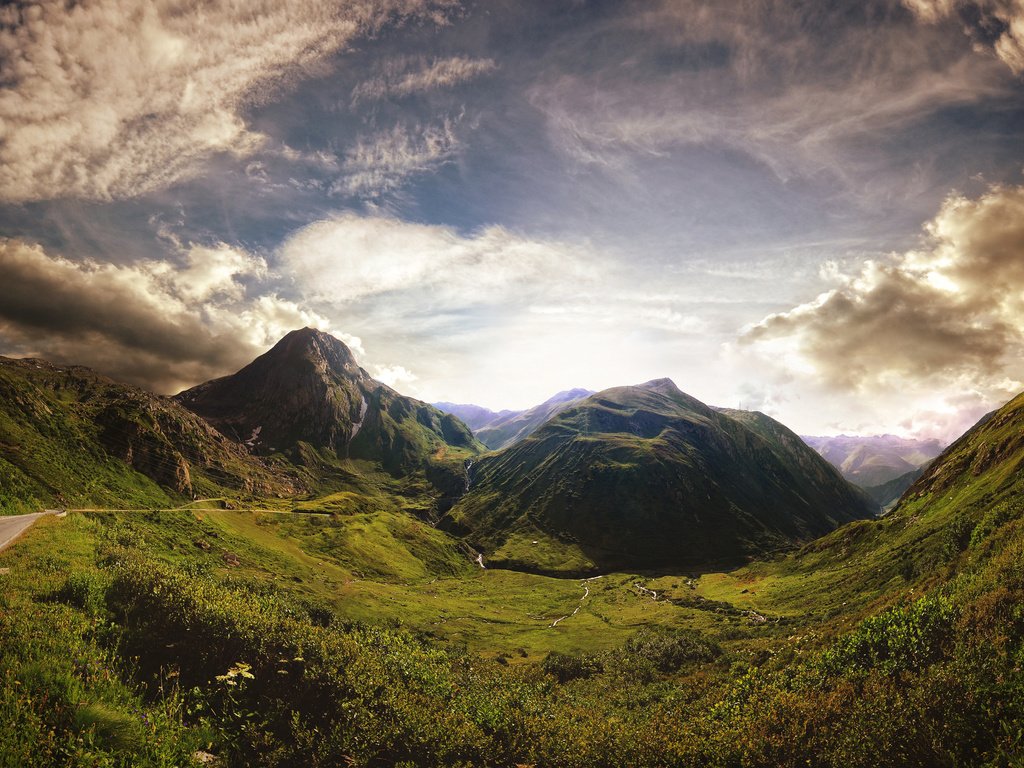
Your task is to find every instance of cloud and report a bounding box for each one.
[278,212,600,306]
[528,0,1011,204]
[350,55,497,103]
[903,0,1024,73]
[274,213,718,408]
[370,364,419,389]
[0,238,344,393]
[739,183,1024,437]
[333,119,461,197]
[0,0,457,203]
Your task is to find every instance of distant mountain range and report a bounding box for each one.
[434,388,594,450]
[800,433,945,508]
[801,434,944,486]
[445,379,876,574]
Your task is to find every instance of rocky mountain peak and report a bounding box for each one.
[261,327,362,380]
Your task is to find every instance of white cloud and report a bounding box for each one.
[279,213,600,305]
[275,213,717,408]
[0,0,457,202]
[350,55,497,103]
[333,119,461,197]
[738,184,1024,439]
[370,364,419,389]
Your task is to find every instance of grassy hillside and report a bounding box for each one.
[0,358,296,514]
[4,432,1024,766]
[447,380,874,574]
[2,363,1024,766]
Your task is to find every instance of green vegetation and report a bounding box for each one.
[4,481,1024,766]
[0,358,295,514]
[448,379,874,573]
[4,340,1024,765]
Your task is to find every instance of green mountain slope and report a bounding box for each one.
[0,357,296,513]
[446,379,875,573]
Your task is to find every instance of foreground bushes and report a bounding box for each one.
[3,512,1024,766]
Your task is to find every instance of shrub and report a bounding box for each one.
[50,570,109,616]
[821,594,958,676]
[623,628,721,673]
[541,651,603,683]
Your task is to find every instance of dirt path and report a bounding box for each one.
[634,582,658,600]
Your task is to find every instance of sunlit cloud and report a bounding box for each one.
[350,56,497,104]
[739,184,1024,439]
[0,0,458,202]
[903,0,1024,73]
[333,119,462,198]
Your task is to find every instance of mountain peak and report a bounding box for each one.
[268,327,359,374]
[175,329,479,472]
[544,387,595,404]
[637,377,680,394]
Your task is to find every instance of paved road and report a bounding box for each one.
[0,512,50,553]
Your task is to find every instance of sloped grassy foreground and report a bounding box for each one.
[2,499,1023,768]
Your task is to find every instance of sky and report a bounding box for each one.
[1,0,1023,441]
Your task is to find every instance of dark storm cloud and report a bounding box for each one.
[0,239,334,393]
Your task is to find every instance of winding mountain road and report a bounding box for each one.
[0,512,52,553]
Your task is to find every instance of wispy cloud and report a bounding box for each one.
[350,55,497,104]
[528,0,1012,209]
[0,0,458,203]
[332,118,461,197]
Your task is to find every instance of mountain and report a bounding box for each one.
[434,388,594,450]
[862,465,928,510]
[175,328,482,486]
[445,379,876,574]
[0,357,296,513]
[801,434,945,487]
[902,394,1024,507]
[475,388,594,450]
[430,402,516,432]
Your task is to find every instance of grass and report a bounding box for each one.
[3,486,1024,766]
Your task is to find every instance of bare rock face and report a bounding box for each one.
[175,328,479,474]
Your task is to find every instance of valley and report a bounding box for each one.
[1,330,1023,767]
